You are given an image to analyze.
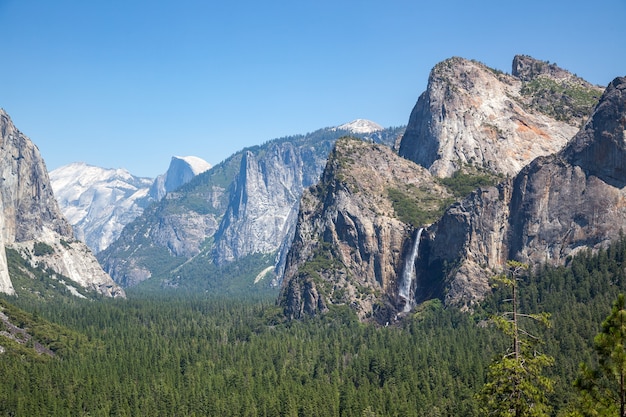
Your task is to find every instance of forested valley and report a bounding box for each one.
[2,236,626,416]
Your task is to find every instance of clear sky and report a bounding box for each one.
[0,0,624,178]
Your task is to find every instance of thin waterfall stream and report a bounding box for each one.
[399,227,424,312]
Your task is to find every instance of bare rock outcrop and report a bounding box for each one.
[279,57,611,320]
[212,143,318,265]
[425,77,626,308]
[398,56,602,178]
[0,109,124,297]
[279,137,452,321]
[50,163,154,253]
[99,124,404,288]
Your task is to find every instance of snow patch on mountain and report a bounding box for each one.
[52,156,212,253]
[50,163,154,253]
[335,119,384,134]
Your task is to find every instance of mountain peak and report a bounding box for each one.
[171,156,212,176]
[398,55,601,178]
[50,163,154,253]
[0,109,124,298]
[561,76,626,187]
[335,119,383,134]
[149,155,212,200]
[512,54,574,82]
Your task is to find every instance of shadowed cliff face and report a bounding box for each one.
[0,109,124,298]
[278,137,452,322]
[99,125,404,288]
[425,77,626,308]
[398,56,602,178]
[279,56,608,321]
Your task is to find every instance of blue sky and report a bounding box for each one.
[0,0,624,178]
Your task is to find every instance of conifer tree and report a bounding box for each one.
[575,293,626,416]
[478,261,554,417]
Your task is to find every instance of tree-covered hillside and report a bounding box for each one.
[2,236,626,416]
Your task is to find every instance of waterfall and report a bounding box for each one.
[399,227,424,312]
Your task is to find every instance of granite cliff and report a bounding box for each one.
[0,109,124,298]
[98,123,404,288]
[278,137,451,321]
[50,163,154,253]
[398,55,602,178]
[279,56,606,320]
[423,76,626,308]
[148,155,212,201]
[51,155,211,254]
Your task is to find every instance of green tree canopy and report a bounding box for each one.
[575,293,626,416]
[478,261,554,417]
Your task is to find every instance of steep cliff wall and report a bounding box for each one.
[280,56,609,320]
[279,137,452,321]
[0,109,124,297]
[425,77,626,308]
[398,56,602,178]
[99,125,403,288]
[212,142,324,264]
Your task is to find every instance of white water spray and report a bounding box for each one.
[399,227,424,312]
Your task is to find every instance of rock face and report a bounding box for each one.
[398,56,602,178]
[423,77,626,308]
[51,155,211,254]
[279,56,607,321]
[98,123,405,288]
[0,109,124,297]
[335,119,384,134]
[50,163,154,253]
[149,156,211,201]
[212,142,325,265]
[278,137,452,321]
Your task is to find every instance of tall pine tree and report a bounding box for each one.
[478,261,554,417]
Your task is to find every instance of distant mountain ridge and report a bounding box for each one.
[149,156,212,201]
[334,119,384,134]
[97,122,404,289]
[51,155,211,253]
[50,163,154,253]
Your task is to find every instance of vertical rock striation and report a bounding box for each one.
[425,77,626,308]
[99,124,404,288]
[0,109,124,297]
[398,56,602,178]
[278,137,452,321]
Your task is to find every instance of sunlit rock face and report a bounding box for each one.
[278,137,452,322]
[98,124,403,289]
[425,77,626,309]
[50,163,154,253]
[398,55,602,178]
[0,109,124,297]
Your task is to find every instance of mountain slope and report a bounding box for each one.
[279,56,606,320]
[0,109,123,298]
[398,55,602,178]
[51,155,211,254]
[98,123,404,289]
[423,76,626,308]
[278,137,452,321]
[50,163,154,253]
